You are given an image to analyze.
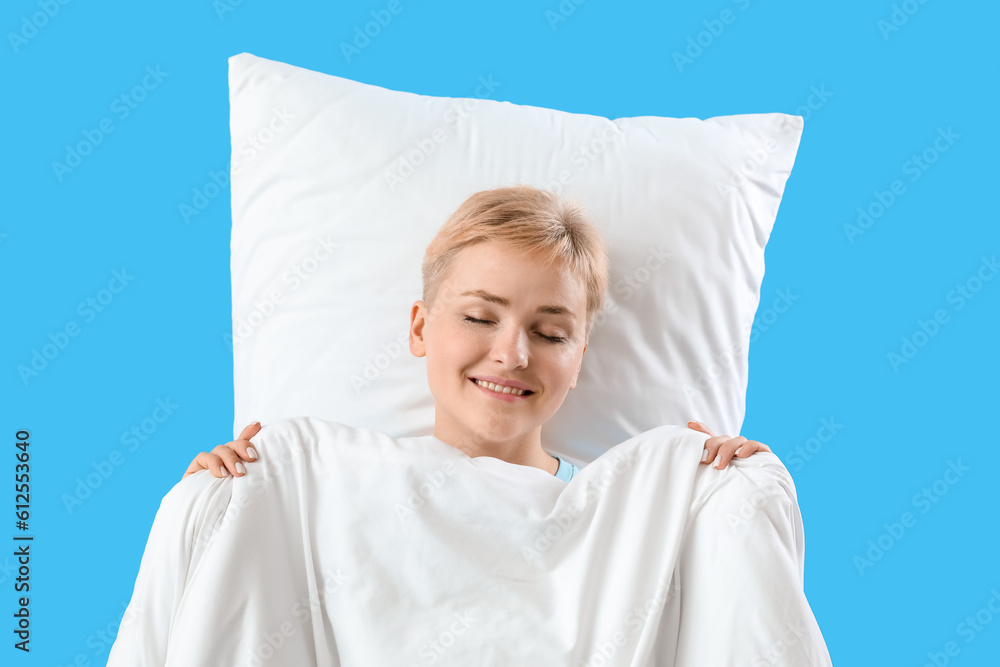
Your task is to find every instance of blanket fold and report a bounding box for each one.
[107,417,833,666]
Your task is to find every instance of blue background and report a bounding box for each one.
[3,0,998,665]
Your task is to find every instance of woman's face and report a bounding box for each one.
[409,241,588,456]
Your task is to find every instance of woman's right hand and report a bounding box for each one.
[182,421,262,479]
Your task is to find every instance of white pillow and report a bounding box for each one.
[227,52,803,467]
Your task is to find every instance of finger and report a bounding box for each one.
[226,438,259,462]
[237,421,262,442]
[182,456,206,479]
[734,440,772,458]
[687,420,715,437]
[185,452,230,479]
[713,436,749,469]
[212,444,249,477]
[687,421,710,436]
[698,434,729,465]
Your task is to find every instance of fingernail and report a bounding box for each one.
[236,462,246,475]
[252,421,260,427]
[701,448,709,462]
[221,466,230,476]
[713,454,723,469]
[246,446,258,460]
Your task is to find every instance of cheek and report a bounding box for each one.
[535,356,574,385]
[430,326,478,370]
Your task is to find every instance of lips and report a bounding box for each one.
[469,377,534,396]
[469,375,534,394]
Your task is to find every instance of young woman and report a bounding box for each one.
[183,185,771,482]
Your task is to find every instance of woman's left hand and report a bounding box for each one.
[687,420,771,469]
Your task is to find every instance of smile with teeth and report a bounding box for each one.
[472,378,532,396]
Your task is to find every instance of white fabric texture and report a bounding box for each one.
[227,52,805,468]
[108,417,832,666]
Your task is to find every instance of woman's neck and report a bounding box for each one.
[433,428,561,476]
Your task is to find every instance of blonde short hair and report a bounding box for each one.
[421,185,609,342]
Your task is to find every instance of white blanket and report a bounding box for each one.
[107,417,833,666]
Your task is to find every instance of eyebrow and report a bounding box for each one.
[459,289,577,320]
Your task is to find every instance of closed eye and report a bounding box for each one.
[463,316,566,343]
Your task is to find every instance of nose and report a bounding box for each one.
[490,325,529,369]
